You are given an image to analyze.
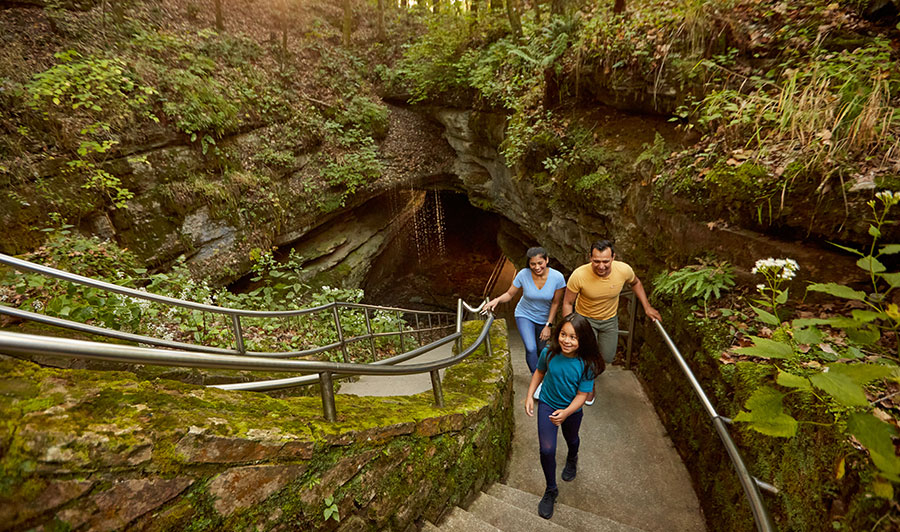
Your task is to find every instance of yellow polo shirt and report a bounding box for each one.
[567,261,635,320]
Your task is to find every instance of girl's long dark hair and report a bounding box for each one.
[547,313,605,378]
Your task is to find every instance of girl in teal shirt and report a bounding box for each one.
[525,313,604,520]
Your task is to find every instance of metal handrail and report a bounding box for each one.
[0,303,494,421]
[0,252,453,359]
[0,253,450,319]
[653,320,775,532]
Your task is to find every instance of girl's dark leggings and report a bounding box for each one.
[537,399,583,491]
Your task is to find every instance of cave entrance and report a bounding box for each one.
[363,190,511,311]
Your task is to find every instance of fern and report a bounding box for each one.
[654,260,735,316]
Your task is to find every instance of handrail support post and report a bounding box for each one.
[320,371,337,422]
[430,369,445,408]
[364,308,376,360]
[231,315,245,354]
[332,304,349,363]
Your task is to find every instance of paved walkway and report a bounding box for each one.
[336,341,451,396]
[341,320,706,531]
[505,327,706,531]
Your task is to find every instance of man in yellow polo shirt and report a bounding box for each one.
[562,240,661,373]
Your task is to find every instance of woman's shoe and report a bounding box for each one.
[562,455,578,481]
[538,487,558,519]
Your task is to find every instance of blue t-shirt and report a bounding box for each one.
[536,347,595,411]
[513,267,566,324]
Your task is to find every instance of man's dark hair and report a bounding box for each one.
[526,247,548,261]
[590,240,615,256]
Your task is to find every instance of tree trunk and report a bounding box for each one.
[342,0,352,46]
[214,0,224,31]
[377,0,385,40]
[490,0,501,10]
[613,0,626,14]
[550,0,564,16]
[400,0,408,8]
[533,0,541,24]
[506,0,522,38]
[111,1,124,24]
[433,0,440,13]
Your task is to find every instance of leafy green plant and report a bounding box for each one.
[730,192,900,497]
[653,260,735,316]
[395,12,473,102]
[806,191,900,354]
[26,50,156,118]
[323,495,339,522]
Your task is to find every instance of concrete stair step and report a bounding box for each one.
[422,507,502,532]
[486,483,649,532]
[466,491,570,531]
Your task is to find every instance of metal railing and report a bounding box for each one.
[0,253,453,362]
[0,301,492,421]
[653,320,776,532]
[0,253,504,421]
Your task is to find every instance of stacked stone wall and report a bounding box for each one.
[0,320,512,531]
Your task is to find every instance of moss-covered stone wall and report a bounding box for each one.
[634,306,889,532]
[0,319,512,531]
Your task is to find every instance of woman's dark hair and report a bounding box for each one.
[526,247,548,261]
[547,313,605,378]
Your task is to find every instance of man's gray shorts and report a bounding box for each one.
[582,314,619,364]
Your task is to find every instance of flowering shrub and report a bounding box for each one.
[750,257,799,323]
[732,191,900,497]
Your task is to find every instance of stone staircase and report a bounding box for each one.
[422,483,646,531]
[348,322,707,531]
[422,327,707,532]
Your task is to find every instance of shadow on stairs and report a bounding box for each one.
[422,483,646,531]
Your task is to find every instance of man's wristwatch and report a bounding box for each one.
[545,322,552,328]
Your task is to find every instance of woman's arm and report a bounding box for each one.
[540,287,565,341]
[525,370,545,417]
[483,279,520,313]
[548,391,589,426]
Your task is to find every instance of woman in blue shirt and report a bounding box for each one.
[483,247,566,373]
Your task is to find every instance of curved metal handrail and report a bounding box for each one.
[653,320,775,532]
[0,305,495,421]
[0,252,453,358]
[0,253,449,319]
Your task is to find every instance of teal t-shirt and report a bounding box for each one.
[536,347,595,411]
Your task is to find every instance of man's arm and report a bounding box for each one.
[562,288,578,317]
[629,275,662,322]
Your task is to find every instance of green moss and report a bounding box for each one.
[0,318,512,530]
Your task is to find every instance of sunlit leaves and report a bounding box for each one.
[806,283,866,301]
[857,256,886,273]
[809,371,868,407]
[734,386,798,437]
[847,413,900,482]
[776,370,811,391]
[733,336,794,359]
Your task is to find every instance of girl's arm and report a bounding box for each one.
[483,280,520,313]
[540,287,565,341]
[548,391,589,426]
[525,370,545,417]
